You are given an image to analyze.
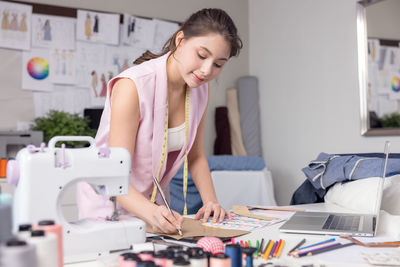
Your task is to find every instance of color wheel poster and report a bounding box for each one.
[22,48,52,91]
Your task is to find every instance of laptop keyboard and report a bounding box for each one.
[322,215,360,231]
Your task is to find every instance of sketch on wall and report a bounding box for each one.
[76,10,120,45]
[0,1,31,50]
[50,48,76,85]
[121,14,155,49]
[31,14,75,50]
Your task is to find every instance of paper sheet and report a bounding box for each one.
[202,213,274,232]
[122,14,155,49]
[22,48,52,91]
[31,14,75,50]
[76,10,120,45]
[146,217,249,240]
[0,1,32,50]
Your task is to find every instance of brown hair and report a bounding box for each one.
[133,8,242,65]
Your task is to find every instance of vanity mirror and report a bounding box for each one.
[357,0,400,136]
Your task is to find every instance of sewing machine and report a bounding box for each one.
[7,136,146,263]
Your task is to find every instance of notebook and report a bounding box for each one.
[279,141,390,237]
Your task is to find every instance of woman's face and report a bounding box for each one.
[174,32,231,88]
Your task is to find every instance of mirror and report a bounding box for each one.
[357,0,400,136]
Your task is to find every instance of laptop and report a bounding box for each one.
[280,141,390,237]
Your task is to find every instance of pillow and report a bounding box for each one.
[324,175,400,215]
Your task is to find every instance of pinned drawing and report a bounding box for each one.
[31,14,75,49]
[77,10,119,45]
[0,1,32,50]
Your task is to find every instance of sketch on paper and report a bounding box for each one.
[31,14,75,50]
[0,1,32,50]
[50,48,76,85]
[121,14,155,49]
[76,10,120,45]
[22,48,52,91]
[152,19,179,54]
[106,44,146,74]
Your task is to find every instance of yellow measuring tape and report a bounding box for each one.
[150,87,190,215]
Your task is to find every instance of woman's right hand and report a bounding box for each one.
[150,205,184,234]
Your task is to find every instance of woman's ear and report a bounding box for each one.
[175,31,185,47]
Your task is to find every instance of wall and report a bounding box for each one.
[0,0,249,156]
[249,0,400,205]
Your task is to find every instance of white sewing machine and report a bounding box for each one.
[7,136,146,263]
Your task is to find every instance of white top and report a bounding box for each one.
[167,123,185,152]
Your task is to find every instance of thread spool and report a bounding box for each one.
[173,257,191,267]
[210,254,231,267]
[224,244,242,267]
[139,250,154,261]
[0,238,38,267]
[17,224,32,240]
[121,253,141,267]
[153,250,169,267]
[241,247,256,267]
[197,237,225,255]
[0,199,13,244]
[27,230,58,267]
[0,158,7,178]
[34,220,63,267]
[189,254,207,267]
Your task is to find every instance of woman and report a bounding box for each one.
[78,8,242,234]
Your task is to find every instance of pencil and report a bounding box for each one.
[276,240,285,258]
[272,239,282,258]
[262,239,271,254]
[288,238,306,255]
[268,241,279,259]
[297,238,335,250]
[297,243,354,257]
[263,240,274,260]
[258,238,264,256]
[294,242,339,256]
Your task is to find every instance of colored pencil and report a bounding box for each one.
[288,238,306,255]
[294,242,339,256]
[272,239,282,258]
[258,238,264,255]
[297,243,354,257]
[276,240,285,258]
[262,240,273,260]
[297,238,336,250]
[262,239,271,254]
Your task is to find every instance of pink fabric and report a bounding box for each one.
[77,53,208,219]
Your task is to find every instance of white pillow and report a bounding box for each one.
[324,175,400,215]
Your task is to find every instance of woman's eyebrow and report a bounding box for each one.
[200,46,228,61]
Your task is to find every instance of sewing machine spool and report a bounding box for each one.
[7,136,146,264]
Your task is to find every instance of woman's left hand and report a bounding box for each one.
[195,201,231,223]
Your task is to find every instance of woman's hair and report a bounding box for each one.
[134,8,242,65]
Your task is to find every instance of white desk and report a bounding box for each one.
[66,203,398,267]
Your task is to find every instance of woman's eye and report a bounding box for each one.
[214,63,222,68]
[198,53,206,60]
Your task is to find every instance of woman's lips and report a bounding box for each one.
[193,73,204,82]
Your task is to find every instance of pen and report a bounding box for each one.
[152,176,183,236]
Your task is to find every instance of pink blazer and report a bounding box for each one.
[77,53,209,219]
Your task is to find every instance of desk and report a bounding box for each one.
[66,203,398,267]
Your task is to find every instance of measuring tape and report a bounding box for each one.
[151,87,190,215]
